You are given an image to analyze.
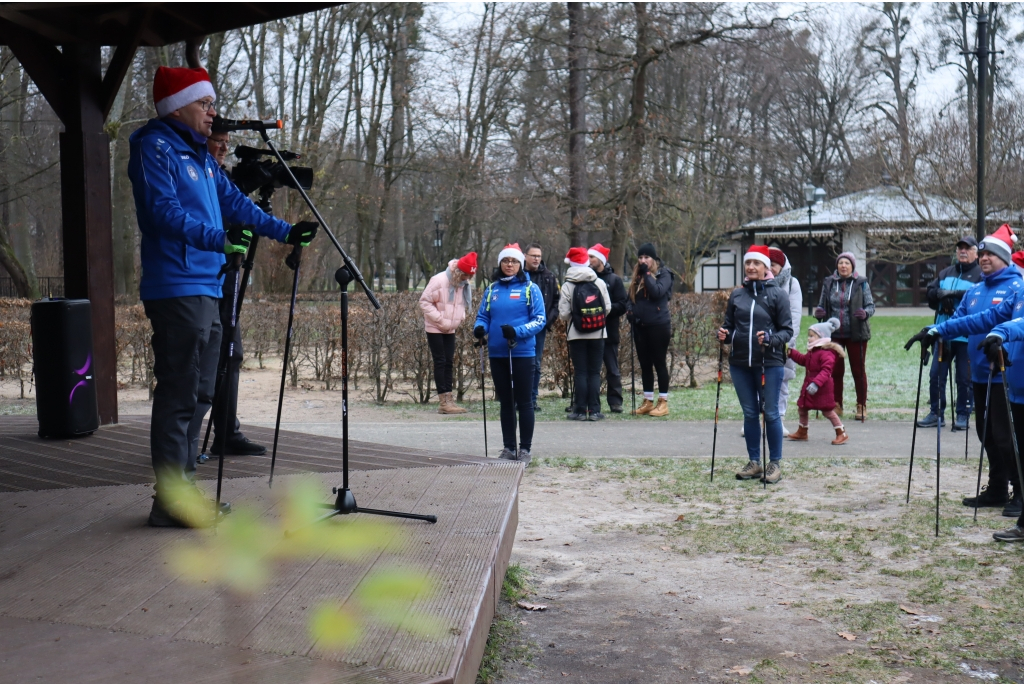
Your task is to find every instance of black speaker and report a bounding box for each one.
[31,298,99,438]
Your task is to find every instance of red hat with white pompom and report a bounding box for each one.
[979,224,1017,265]
[743,245,772,269]
[565,246,590,267]
[153,66,216,118]
[497,243,525,269]
[588,243,610,266]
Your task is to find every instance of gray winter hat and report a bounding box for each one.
[809,317,840,339]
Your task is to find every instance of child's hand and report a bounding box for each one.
[807,382,819,395]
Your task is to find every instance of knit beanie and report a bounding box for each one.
[153,67,216,118]
[836,252,856,271]
[588,243,610,266]
[456,252,477,275]
[768,247,787,266]
[743,245,771,269]
[565,246,590,267]
[497,243,525,269]
[979,224,1017,265]
[809,317,840,339]
[637,243,659,261]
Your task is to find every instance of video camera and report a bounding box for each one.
[230,145,314,196]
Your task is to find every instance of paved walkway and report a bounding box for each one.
[255,418,979,461]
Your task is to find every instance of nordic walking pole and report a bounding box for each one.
[710,343,724,482]
[935,343,943,537]
[508,337,518,453]
[215,249,244,520]
[907,345,930,503]
[477,338,488,458]
[966,357,972,463]
[972,367,994,522]
[998,348,1024,526]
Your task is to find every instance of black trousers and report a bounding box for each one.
[604,340,622,409]
[426,332,456,394]
[490,355,535,451]
[211,277,244,444]
[569,338,605,414]
[634,323,671,394]
[974,382,1021,496]
[144,296,222,489]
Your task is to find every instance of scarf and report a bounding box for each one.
[808,336,831,350]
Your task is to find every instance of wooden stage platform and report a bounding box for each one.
[0,416,520,683]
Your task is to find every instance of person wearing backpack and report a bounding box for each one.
[559,247,613,420]
[626,243,674,417]
[473,243,547,463]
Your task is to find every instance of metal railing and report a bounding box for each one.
[0,276,64,298]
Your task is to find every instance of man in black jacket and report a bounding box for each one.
[525,243,559,410]
[590,244,629,412]
[919,236,982,431]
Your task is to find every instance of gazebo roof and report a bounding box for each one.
[743,185,973,230]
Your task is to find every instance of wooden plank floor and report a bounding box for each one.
[0,415,488,492]
[0,466,521,683]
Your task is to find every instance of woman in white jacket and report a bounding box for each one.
[558,247,612,420]
[419,252,477,414]
[769,248,803,434]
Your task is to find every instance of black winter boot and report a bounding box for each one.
[962,485,1009,508]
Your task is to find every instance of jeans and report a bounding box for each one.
[929,341,971,417]
[531,327,547,408]
[490,355,535,451]
[426,332,456,394]
[569,338,605,414]
[144,296,222,489]
[730,364,785,463]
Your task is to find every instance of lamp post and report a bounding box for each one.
[432,207,445,267]
[803,181,826,316]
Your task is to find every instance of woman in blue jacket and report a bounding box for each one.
[474,244,547,464]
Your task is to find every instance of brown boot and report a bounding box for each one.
[855,403,866,422]
[649,398,669,417]
[635,399,654,415]
[786,425,808,441]
[438,392,468,415]
[831,427,849,445]
[447,392,468,414]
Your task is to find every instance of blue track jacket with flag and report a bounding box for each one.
[474,271,546,358]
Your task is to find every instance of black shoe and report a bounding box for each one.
[993,525,1024,542]
[952,414,969,431]
[1003,496,1023,518]
[962,486,1009,508]
[916,412,943,428]
[567,411,588,421]
[517,449,532,465]
[498,448,517,460]
[212,436,267,456]
[565,405,574,413]
[148,497,230,528]
[588,412,605,421]
[534,405,542,412]
[609,405,623,414]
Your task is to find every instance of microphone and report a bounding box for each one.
[212,116,283,133]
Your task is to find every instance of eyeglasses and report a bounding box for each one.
[209,139,229,148]
[500,258,519,265]
[194,99,216,113]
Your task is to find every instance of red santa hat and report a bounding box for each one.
[497,243,525,268]
[588,243,610,266]
[1012,251,1024,271]
[979,224,1018,265]
[565,246,590,267]
[456,251,477,275]
[153,66,216,118]
[743,245,772,269]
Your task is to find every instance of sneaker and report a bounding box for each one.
[498,448,517,460]
[213,436,267,456]
[993,525,1024,542]
[1002,495,1023,518]
[517,449,532,465]
[148,495,230,528]
[761,461,782,484]
[952,414,969,431]
[567,411,587,421]
[534,405,543,412]
[916,412,944,428]
[609,405,623,414]
[736,460,763,480]
[588,412,605,421]
[565,405,574,413]
[962,486,1009,508]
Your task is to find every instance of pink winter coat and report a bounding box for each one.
[420,260,473,334]
[789,342,845,411]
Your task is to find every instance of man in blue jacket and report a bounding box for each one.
[907,225,1024,516]
[129,67,318,527]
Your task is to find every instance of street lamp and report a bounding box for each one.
[803,181,826,316]
[432,207,445,265]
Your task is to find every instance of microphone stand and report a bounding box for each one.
[253,129,436,526]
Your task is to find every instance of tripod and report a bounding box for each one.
[303,268,436,526]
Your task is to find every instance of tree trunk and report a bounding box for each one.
[567,2,589,247]
[391,7,410,291]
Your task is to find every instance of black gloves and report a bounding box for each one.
[224,224,252,255]
[287,220,319,247]
[474,325,486,340]
[980,334,1011,367]
[905,326,938,352]
[501,324,516,341]
[636,261,649,276]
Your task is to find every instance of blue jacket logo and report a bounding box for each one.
[187,165,199,181]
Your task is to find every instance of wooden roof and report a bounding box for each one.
[0,3,337,46]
